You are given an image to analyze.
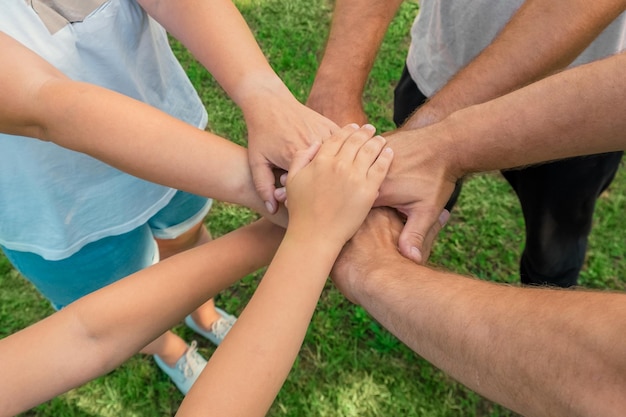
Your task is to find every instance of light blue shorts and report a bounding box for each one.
[1,191,211,310]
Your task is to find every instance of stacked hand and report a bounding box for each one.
[282,124,393,246]
[244,90,339,214]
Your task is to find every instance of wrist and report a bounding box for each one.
[402,97,452,130]
[284,223,345,250]
[427,115,468,182]
[353,250,415,306]
[311,63,366,100]
[282,227,344,268]
[231,72,293,111]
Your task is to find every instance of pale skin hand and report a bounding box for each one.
[0,219,284,417]
[0,32,286,226]
[176,124,393,417]
[0,122,391,416]
[138,0,339,214]
[285,124,394,244]
[332,207,626,417]
[241,78,339,213]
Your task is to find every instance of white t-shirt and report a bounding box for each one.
[406,0,626,97]
[0,0,208,260]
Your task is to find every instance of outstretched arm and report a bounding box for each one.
[443,51,626,174]
[332,208,626,417]
[381,0,626,262]
[0,32,282,223]
[404,0,626,128]
[0,219,284,416]
[138,0,339,213]
[176,124,393,416]
[380,49,626,263]
[307,0,405,125]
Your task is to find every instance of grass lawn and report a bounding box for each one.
[2,0,625,415]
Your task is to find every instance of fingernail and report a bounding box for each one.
[411,247,422,263]
[439,210,450,227]
[265,200,275,214]
[275,187,286,200]
[363,124,376,132]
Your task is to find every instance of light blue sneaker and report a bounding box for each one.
[185,307,237,346]
[154,341,207,395]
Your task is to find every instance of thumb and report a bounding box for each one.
[250,158,279,214]
[398,207,445,264]
[287,141,322,179]
[419,209,450,262]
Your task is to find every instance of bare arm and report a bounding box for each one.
[0,32,285,223]
[332,208,626,417]
[378,0,626,262]
[176,125,393,416]
[138,0,338,213]
[404,0,626,128]
[307,0,405,125]
[0,219,284,416]
[446,51,626,174]
[374,50,626,258]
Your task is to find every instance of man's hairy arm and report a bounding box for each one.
[308,0,405,125]
[381,0,626,261]
[333,209,626,417]
[377,51,626,263]
[405,0,626,128]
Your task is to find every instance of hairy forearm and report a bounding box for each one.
[311,0,404,101]
[406,0,626,128]
[357,261,626,417]
[439,51,626,177]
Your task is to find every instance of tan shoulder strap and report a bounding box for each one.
[28,0,107,34]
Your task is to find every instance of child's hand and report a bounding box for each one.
[283,124,393,246]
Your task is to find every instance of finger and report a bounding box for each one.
[287,141,322,179]
[418,209,450,262]
[350,134,387,173]
[273,171,288,203]
[317,123,361,156]
[274,186,287,203]
[366,145,394,186]
[397,207,444,264]
[251,159,279,214]
[334,124,377,161]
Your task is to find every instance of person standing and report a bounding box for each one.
[308,0,626,286]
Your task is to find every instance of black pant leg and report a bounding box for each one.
[502,151,623,287]
[393,65,428,126]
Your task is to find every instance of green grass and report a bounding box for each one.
[3,0,625,415]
